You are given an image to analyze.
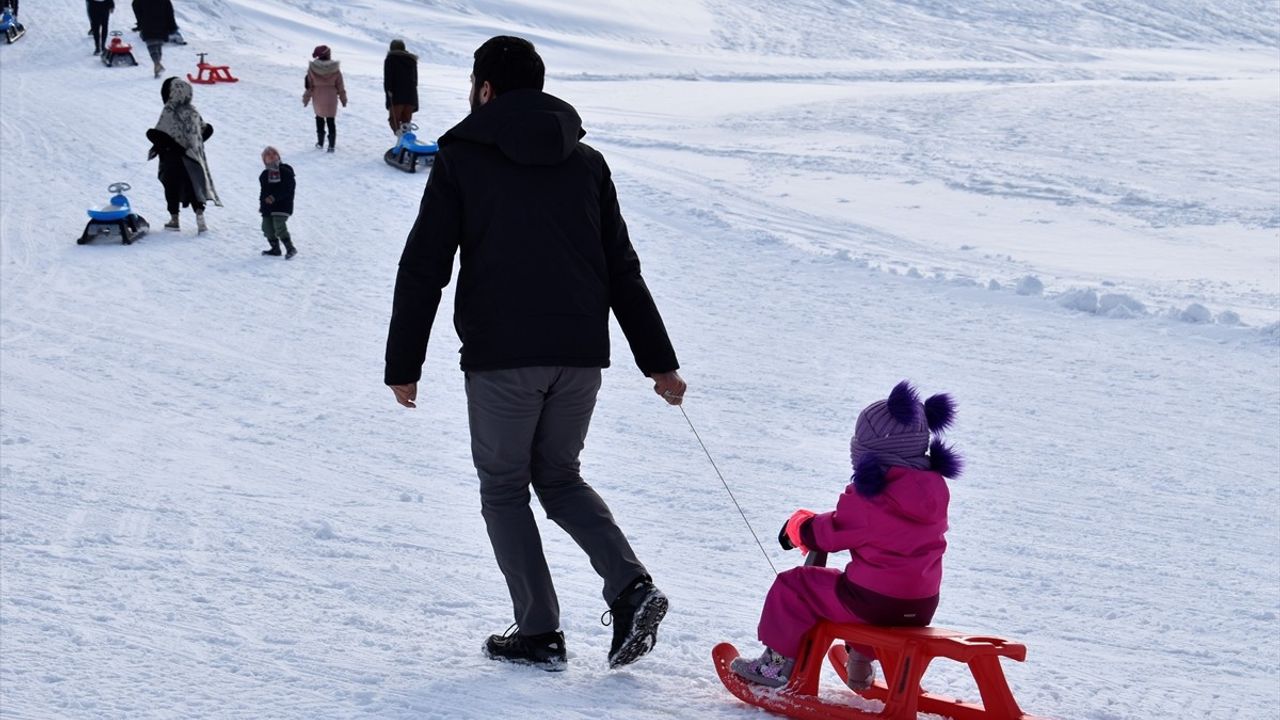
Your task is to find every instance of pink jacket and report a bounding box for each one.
[303,59,347,118]
[807,466,949,599]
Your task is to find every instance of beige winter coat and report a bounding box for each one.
[302,59,347,118]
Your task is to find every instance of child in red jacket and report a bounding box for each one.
[731,381,962,688]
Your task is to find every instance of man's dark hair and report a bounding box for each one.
[473,36,545,95]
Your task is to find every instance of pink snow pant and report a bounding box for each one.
[758,566,867,658]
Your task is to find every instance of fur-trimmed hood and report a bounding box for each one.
[309,58,341,76]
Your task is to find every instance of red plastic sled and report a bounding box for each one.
[187,52,238,84]
[714,621,1048,720]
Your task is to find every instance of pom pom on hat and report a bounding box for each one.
[929,439,963,478]
[923,393,956,433]
[885,380,920,425]
[853,452,888,497]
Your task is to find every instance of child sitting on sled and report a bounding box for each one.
[730,380,962,689]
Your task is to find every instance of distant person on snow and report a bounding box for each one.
[87,0,113,56]
[132,0,177,78]
[384,35,686,671]
[383,38,418,134]
[258,146,297,259]
[147,77,221,233]
[730,381,961,690]
[303,45,347,152]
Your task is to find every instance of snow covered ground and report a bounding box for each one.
[1,1,1277,718]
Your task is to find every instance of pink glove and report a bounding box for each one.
[784,509,816,555]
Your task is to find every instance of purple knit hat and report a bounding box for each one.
[850,380,962,497]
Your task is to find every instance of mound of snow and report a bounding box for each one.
[1016,275,1044,296]
[1057,288,1099,313]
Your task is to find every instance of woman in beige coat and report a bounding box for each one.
[302,45,347,152]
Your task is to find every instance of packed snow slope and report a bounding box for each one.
[1,1,1278,719]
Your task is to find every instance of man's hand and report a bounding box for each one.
[650,370,686,406]
[390,383,417,408]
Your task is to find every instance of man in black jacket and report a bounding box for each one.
[385,36,686,671]
[383,39,418,133]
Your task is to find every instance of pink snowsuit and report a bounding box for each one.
[757,466,949,657]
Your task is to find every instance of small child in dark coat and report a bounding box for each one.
[259,146,297,259]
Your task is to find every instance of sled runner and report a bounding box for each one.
[78,182,149,245]
[0,4,24,44]
[384,122,438,173]
[101,31,138,67]
[188,52,238,84]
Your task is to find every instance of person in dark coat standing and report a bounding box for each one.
[132,0,176,78]
[258,146,297,259]
[87,0,113,55]
[147,77,220,233]
[385,36,686,672]
[383,39,418,133]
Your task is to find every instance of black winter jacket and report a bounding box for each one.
[385,89,679,384]
[383,51,418,110]
[132,0,176,41]
[258,164,296,216]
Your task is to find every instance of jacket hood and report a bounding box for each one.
[387,49,418,62]
[440,89,584,166]
[163,78,193,107]
[309,58,341,75]
[877,466,949,525]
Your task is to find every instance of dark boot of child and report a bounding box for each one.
[282,239,297,260]
[262,239,282,256]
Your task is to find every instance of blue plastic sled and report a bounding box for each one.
[79,183,149,245]
[384,122,438,173]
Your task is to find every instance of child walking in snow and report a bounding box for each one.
[730,381,962,689]
[258,146,296,259]
[302,45,347,152]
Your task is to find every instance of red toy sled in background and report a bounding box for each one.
[713,551,1049,720]
[187,52,238,84]
[101,31,137,67]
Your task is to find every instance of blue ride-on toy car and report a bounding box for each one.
[78,182,150,245]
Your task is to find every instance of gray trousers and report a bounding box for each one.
[465,366,646,635]
[261,215,291,243]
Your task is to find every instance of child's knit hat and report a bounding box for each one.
[312,45,331,60]
[850,381,962,497]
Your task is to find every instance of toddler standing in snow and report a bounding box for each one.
[730,381,962,689]
[258,146,297,259]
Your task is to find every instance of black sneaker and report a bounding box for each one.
[262,248,282,256]
[604,576,668,668]
[483,625,567,671]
